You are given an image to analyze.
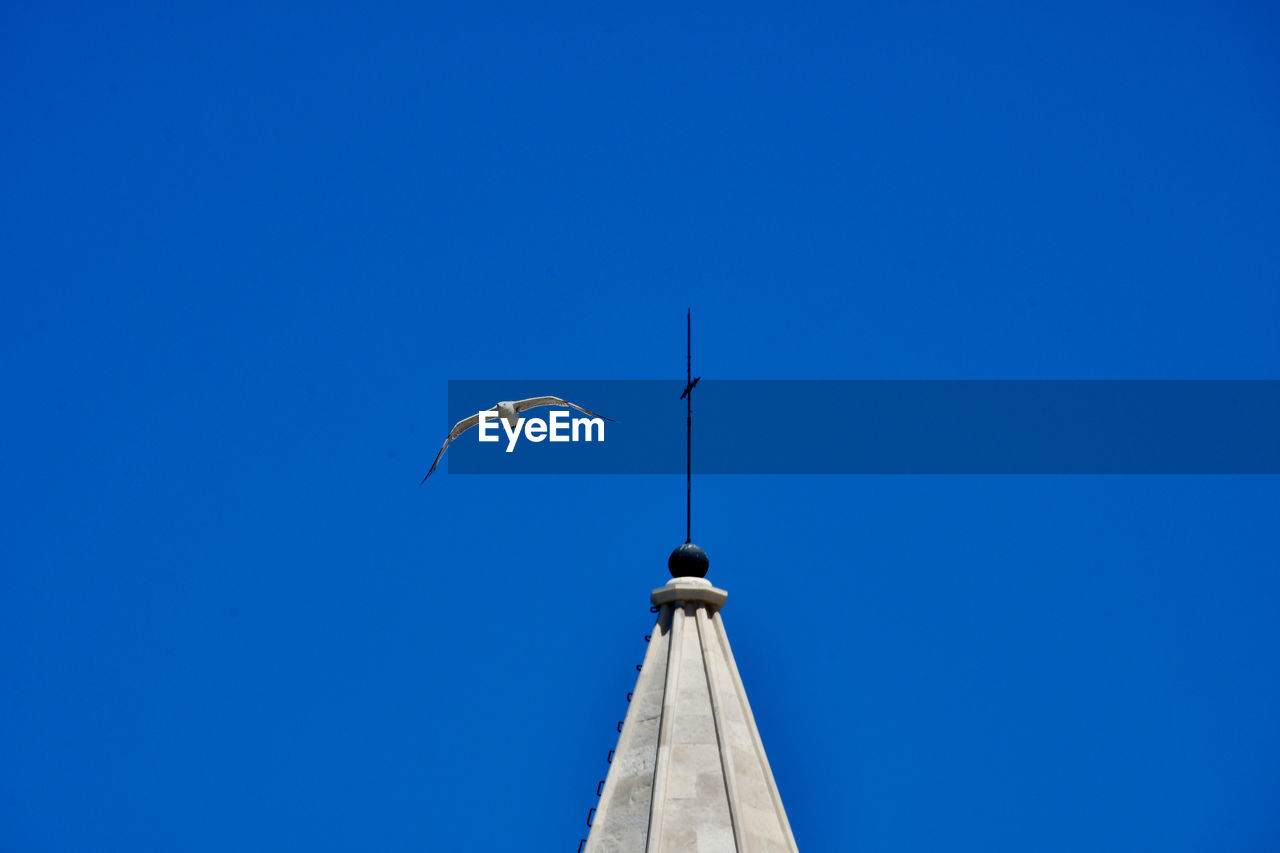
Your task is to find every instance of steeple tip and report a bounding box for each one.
[668,542,709,578]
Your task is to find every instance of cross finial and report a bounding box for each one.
[668,310,709,578]
[680,310,701,544]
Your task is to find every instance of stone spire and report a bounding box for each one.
[584,576,799,852]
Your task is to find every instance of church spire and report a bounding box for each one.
[584,576,799,852]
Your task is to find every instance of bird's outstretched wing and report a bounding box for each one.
[421,409,492,483]
[512,396,615,421]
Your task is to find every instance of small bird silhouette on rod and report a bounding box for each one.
[421,396,614,482]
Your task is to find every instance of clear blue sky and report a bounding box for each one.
[3,2,1279,850]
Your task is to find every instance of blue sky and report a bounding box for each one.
[2,2,1279,850]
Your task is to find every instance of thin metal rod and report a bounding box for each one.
[686,310,692,544]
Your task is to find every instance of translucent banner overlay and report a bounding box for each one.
[443,381,1280,474]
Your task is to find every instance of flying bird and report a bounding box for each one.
[421,396,614,482]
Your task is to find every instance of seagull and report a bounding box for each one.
[421,396,614,482]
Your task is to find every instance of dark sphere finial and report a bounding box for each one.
[668,542,710,578]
